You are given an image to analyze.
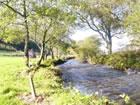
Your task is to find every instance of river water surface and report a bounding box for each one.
[58,59,140,104]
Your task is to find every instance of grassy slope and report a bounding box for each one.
[0,56,119,105]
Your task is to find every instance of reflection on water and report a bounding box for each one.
[58,59,140,103]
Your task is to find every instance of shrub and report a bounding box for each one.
[105,50,140,70]
[44,58,66,66]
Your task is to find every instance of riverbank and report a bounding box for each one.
[82,50,140,72]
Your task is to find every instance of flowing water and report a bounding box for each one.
[58,59,140,104]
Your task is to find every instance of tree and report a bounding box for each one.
[0,0,38,99]
[0,7,23,44]
[125,0,140,47]
[65,0,127,54]
[0,0,32,66]
[73,36,101,62]
[30,1,75,64]
[47,33,71,59]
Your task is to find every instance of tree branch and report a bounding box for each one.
[0,1,24,17]
[30,38,41,50]
[111,31,124,38]
[77,12,107,42]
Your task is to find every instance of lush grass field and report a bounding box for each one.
[0,57,26,105]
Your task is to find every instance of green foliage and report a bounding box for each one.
[125,1,140,46]
[0,7,23,44]
[94,50,140,70]
[93,54,107,64]
[120,93,136,105]
[43,58,55,66]
[106,53,128,70]
[106,51,140,70]
[29,1,75,58]
[1,28,24,43]
[125,1,140,34]
[46,7,60,18]
[44,58,65,66]
[73,36,101,62]
[53,91,116,105]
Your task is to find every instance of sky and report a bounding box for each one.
[70,28,130,52]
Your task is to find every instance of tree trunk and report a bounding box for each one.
[37,28,48,66]
[29,73,36,100]
[106,31,112,54]
[107,40,112,54]
[37,42,45,66]
[24,30,29,67]
[23,0,29,67]
[52,50,54,59]
[50,47,54,59]
[109,41,112,54]
[23,0,36,99]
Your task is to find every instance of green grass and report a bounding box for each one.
[0,56,119,105]
[0,57,26,105]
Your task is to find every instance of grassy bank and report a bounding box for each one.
[84,50,140,71]
[1,56,135,105]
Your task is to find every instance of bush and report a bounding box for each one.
[53,90,117,105]
[88,50,140,71]
[44,58,66,66]
[104,50,140,70]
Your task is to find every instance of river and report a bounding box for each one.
[58,59,140,104]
